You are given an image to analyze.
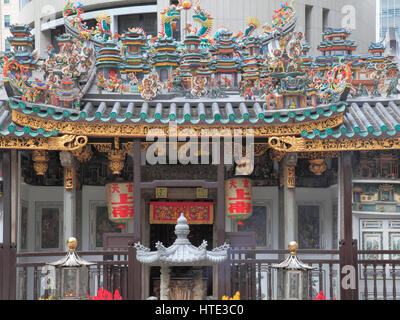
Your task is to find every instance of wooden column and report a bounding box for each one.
[132,139,142,300]
[217,140,226,299]
[339,151,358,300]
[2,151,11,247]
[1,150,15,300]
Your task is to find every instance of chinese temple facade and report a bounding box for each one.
[1,1,400,301]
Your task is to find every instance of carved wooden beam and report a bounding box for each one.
[12,110,344,138]
[0,135,88,151]
[269,136,400,153]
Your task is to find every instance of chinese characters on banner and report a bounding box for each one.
[105,182,134,229]
[149,202,214,224]
[225,178,252,226]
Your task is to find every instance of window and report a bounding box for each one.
[305,5,313,43]
[118,13,157,37]
[298,205,320,249]
[323,8,329,33]
[5,40,10,52]
[4,15,10,28]
[20,201,29,251]
[238,206,268,247]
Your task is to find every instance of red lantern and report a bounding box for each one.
[105,181,134,229]
[225,178,252,226]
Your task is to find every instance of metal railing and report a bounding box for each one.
[15,250,129,300]
[2,244,400,300]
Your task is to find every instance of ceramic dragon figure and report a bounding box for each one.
[94,13,112,42]
[192,5,214,38]
[263,1,296,37]
[63,1,94,35]
[160,5,181,38]
[243,17,261,38]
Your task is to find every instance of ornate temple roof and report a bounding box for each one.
[134,213,229,267]
[0,0,400,150]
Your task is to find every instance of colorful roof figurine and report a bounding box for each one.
[300,41,313,69]
[241,35,264,82]
[210,28,241,88]
[180,33,207,82]
[160,4,181,39]
[6,25,37,71]
[120,28,151,77]
[96,40,123,70]
[150,37,181,82]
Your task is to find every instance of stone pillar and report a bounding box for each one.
[59,151,77,249]
[160,265,171,300]
[283,153,298,246]
[193,267,204,300]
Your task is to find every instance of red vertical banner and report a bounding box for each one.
[106,181,134,229]
[225,178,252,226]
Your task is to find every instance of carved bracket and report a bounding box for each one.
[94,140,129,175]
[64,166,75,190]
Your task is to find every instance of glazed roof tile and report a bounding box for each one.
[3,97,400,141]
[302,100,400,140]
[6,98,347,128]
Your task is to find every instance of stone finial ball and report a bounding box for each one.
[67,237,78,251]
[288,241,298,255]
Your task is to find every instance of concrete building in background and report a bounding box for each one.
[19,0,376,56]
[377,0,400,41]
[0,0,19,52]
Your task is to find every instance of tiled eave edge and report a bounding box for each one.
[9,98,347,127]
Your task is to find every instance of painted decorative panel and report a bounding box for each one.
[362,231,383,260]
[35,202,63,251]
[298,206,320,249]
[20,201,28,251]
[90,201,122,250]
[238,206,268,247]
[361,220,383,229]
[389,232,400,260]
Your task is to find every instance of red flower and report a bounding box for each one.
[88,288,123,300]
[314,291,336,300]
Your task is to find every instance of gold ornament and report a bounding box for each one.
[32,150,50,176]
[64,167,75,190]
[286,166,296,189]
[288,241,298,255]
[108,149,126,175]
[67,237,78,252]
[270,149,286,162]
[71,145,93,163]
[308,159,327,176]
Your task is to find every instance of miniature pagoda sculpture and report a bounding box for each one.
[134,213,230,300]
[46,237,95,300]
[272,241,316,300]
